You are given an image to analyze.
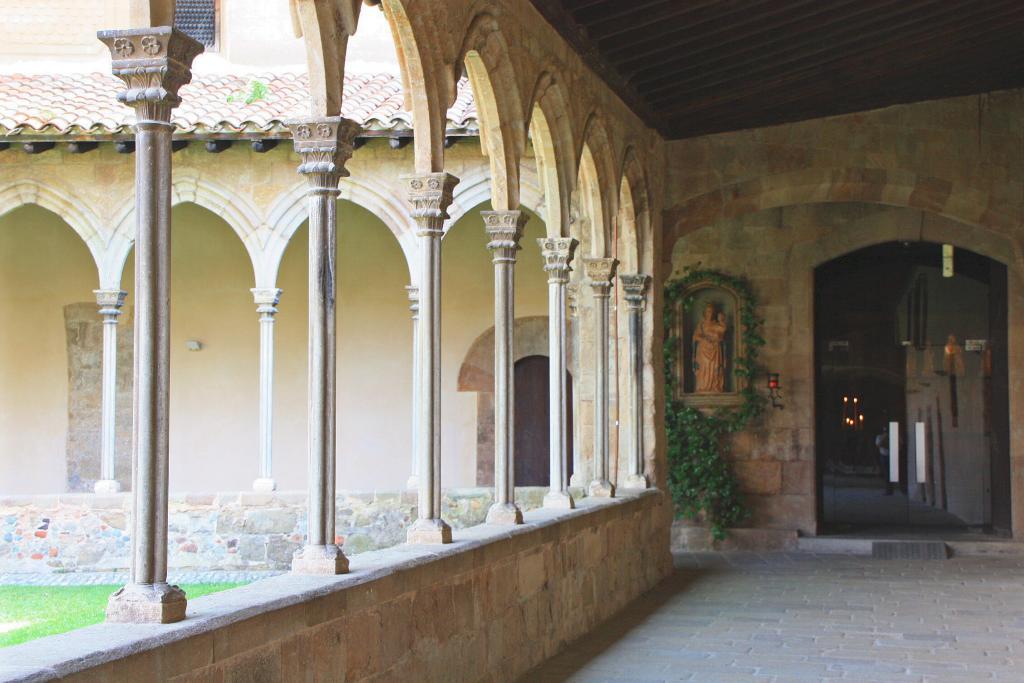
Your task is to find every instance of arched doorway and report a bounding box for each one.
[513,355,573,486]
[815,242,1011,534]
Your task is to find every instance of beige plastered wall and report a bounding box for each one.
[0,141,569,494]
[663,88,1024,538]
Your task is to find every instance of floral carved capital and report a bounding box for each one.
[403,173,460,237]
[286,116,361,190]
[583,257,619,295]
[619,273,651,310]
[538,237,579,283]
[97,27,203,122]
[482,210,526,263]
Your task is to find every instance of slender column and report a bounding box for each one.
[483,211,527,525]
[619,274,651,489]
[405,173,459,544]
[540,238,579,509]
[98,27,202,624]
[251,288,282,492]
[287,116,361,574]
[93,289,127,494]
[567,283,584,486]
[584,257,618,498]
[405,285,420,490]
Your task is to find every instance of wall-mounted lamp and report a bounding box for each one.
[185,340,203,352]
[768,372,783,409]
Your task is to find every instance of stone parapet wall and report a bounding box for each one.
[0,487,562,573]
[0,491,672,683]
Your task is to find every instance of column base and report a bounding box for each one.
[406,475,419,490]
[569,471,586,488]
[406,517,453,544]
[252,477,277,493]
[543,490,576,509]
[620,473,649,490]
[292,544,349,575]
[486,501,525,525]
[588,479,616,498]
[93,479,121,494]
[106,582,186,624]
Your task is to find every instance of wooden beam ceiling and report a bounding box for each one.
[530,0,1024,139]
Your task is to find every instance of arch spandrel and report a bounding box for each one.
[0,180,107,287]
[290,0,362,116]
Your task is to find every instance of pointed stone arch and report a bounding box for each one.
[264,177,416,286]
[0,180,106,286]
[526,69,576,238]
[458,11,526,211]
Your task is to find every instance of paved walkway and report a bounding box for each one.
[523,552,1024,682]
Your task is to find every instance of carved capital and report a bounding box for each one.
[97,27,203,122]
[403,173,459,237]
[482,210,526,263]
[94,289,127,318]
[619,273,651,310]
[584,257,619,297]
[405,285,420,318]
[287,116,361,190]
[251,287,282,314]
[538,237,579,284]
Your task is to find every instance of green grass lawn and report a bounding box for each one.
[0,583,243,648]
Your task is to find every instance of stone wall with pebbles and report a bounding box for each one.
[0,487,556,573]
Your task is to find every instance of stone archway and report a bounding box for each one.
[458,316,575,485]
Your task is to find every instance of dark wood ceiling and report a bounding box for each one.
[530,0,1024,139]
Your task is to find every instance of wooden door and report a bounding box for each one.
[514,355,574,487]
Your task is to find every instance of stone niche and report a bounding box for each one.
[64,302,133,492]
[671,281,745,408]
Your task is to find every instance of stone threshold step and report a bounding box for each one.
[797,536,1024,558]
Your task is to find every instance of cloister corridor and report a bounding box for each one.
[525,553,1024,683]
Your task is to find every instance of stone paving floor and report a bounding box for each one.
[523,552,1024,682]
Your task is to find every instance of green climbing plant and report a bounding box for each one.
[663,269,766,539]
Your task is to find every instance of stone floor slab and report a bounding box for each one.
[521,552,1024,682]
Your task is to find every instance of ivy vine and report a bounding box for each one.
[663,269,766,539]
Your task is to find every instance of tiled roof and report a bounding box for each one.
[0,72,477,138]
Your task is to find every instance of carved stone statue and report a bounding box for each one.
[693,303,728,393]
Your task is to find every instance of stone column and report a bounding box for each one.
[93,289,127,494]
[540,238,578,509]
[584,257,618,498]
[619,274,650,489]
[405,284,420,490]
[405,173,459,544]
[287,116,361,574]
[484,211,527,525]
[251,288,282,492]
[97,26,202,624]
[567,283,584,486]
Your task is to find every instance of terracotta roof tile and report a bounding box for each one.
[0,72,476,137]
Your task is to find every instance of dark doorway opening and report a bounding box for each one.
[514,355,574,486]
[814,242,1010,535]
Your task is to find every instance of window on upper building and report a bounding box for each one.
[175,0,218,51]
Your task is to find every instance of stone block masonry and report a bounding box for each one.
[0,491,672,683]
[0,487,559,573]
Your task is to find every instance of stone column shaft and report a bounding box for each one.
[584,257,618,498]
[287,117,361,574]
[406,285,421,490]
[567,283,584,486]
[405,173,459,544]
[540,238,579,509]
[620,274,651,489]
[94,289,127,494]
[98,26,202,624]
[484,211,527,525]
[252,288,282,492]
